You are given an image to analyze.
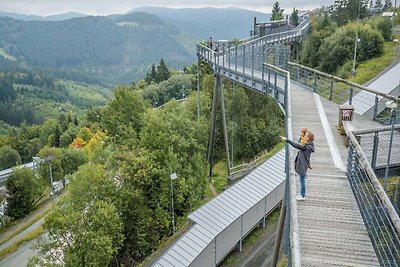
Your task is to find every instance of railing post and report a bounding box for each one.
[274,70,278,99]
[251,42,255,87]
[242,45,245,75]
[228,43,231,71]
[235,44,238,78]
[313,72,317,93]
[222,43,225,70]
[329,79,334,101]
[373,95,379,121]
[217,43,220,67]
[262,63,265,93]
[349,87,354,105]
[304,69,307,86]
[371,132,379,171]
[384,109,396,191]
[268,68,271,94]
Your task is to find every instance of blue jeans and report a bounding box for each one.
[300,176,306,197]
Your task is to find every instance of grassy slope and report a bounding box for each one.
[351,35,400,85]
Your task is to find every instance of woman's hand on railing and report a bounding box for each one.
[280,136,287,141]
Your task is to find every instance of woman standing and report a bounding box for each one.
[281,131,315,200]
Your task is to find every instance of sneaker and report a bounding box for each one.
[296,196,305,201]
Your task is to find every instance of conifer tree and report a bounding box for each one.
[156,58,170,83]
[271,2,284,21]
[145,64,157,84]
[375,0,383,8]
[290,7,299,26]
[383,0,392,10]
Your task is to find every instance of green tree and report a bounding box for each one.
[383,0,392,10]
[145,64,157,84]
[59,132,73,148]
[156,59,170,83]
[6,167,41,219]
[317,23,384,73]
[271,2,284,21]
[37,147,64,182]
[332,0,369,25]
[61,148,87,176]
[32,164,124,267]
[102,86,147,146]
[53,125,61,147]
[0,145,21,169]
[375,0,383,8]
[290,7,299,26]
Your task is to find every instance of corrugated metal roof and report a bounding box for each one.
[189,149,285,228]
[152,149,285,267]
[152,223,213,267]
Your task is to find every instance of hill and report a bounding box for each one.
[0,8,270,85]
[0,69,110,127]
[0,11,86,21]
[131,7,271,40]
[0,13,195,85]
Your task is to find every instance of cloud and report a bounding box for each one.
[0,0,334,16]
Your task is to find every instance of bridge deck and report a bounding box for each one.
[290,83,380,266]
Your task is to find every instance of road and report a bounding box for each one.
[0,217,44,252]
[0,238,39,267]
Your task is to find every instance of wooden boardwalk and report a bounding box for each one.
[290,82,380,266]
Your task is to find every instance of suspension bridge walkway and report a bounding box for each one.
[152,19,400,267]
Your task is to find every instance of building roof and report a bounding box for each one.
[382,12,396,17]
[152,149,285,267]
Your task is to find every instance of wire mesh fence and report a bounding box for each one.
[348,141,400,266]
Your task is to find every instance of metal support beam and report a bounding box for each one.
[220,79,231,177]
[197,59,200,121]
[207,73,220,178]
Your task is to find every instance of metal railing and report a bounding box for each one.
[346,127,400,266]
[228,150,269,181]
[352,125,400,170]
[287,62,399,121]
[197,19,311,84]
[265,63,301,267]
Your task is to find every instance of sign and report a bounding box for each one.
[342,110,352,120]
[170,173,177,180]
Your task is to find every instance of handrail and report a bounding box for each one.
[288,62,399,102]
[344,125,400,235]
[242,19,310,45]
[265,62,301,266]
[352,124,400,135]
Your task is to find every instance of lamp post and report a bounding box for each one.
[33,156,55,203]
[383,101,398,191]
[352,0,362,78]
[170,172,178,235]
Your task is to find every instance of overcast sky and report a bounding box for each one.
[0,0,334,16]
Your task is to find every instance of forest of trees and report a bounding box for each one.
[0,58,284,265]
[0,12,194,85]
[0,69,109,128]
